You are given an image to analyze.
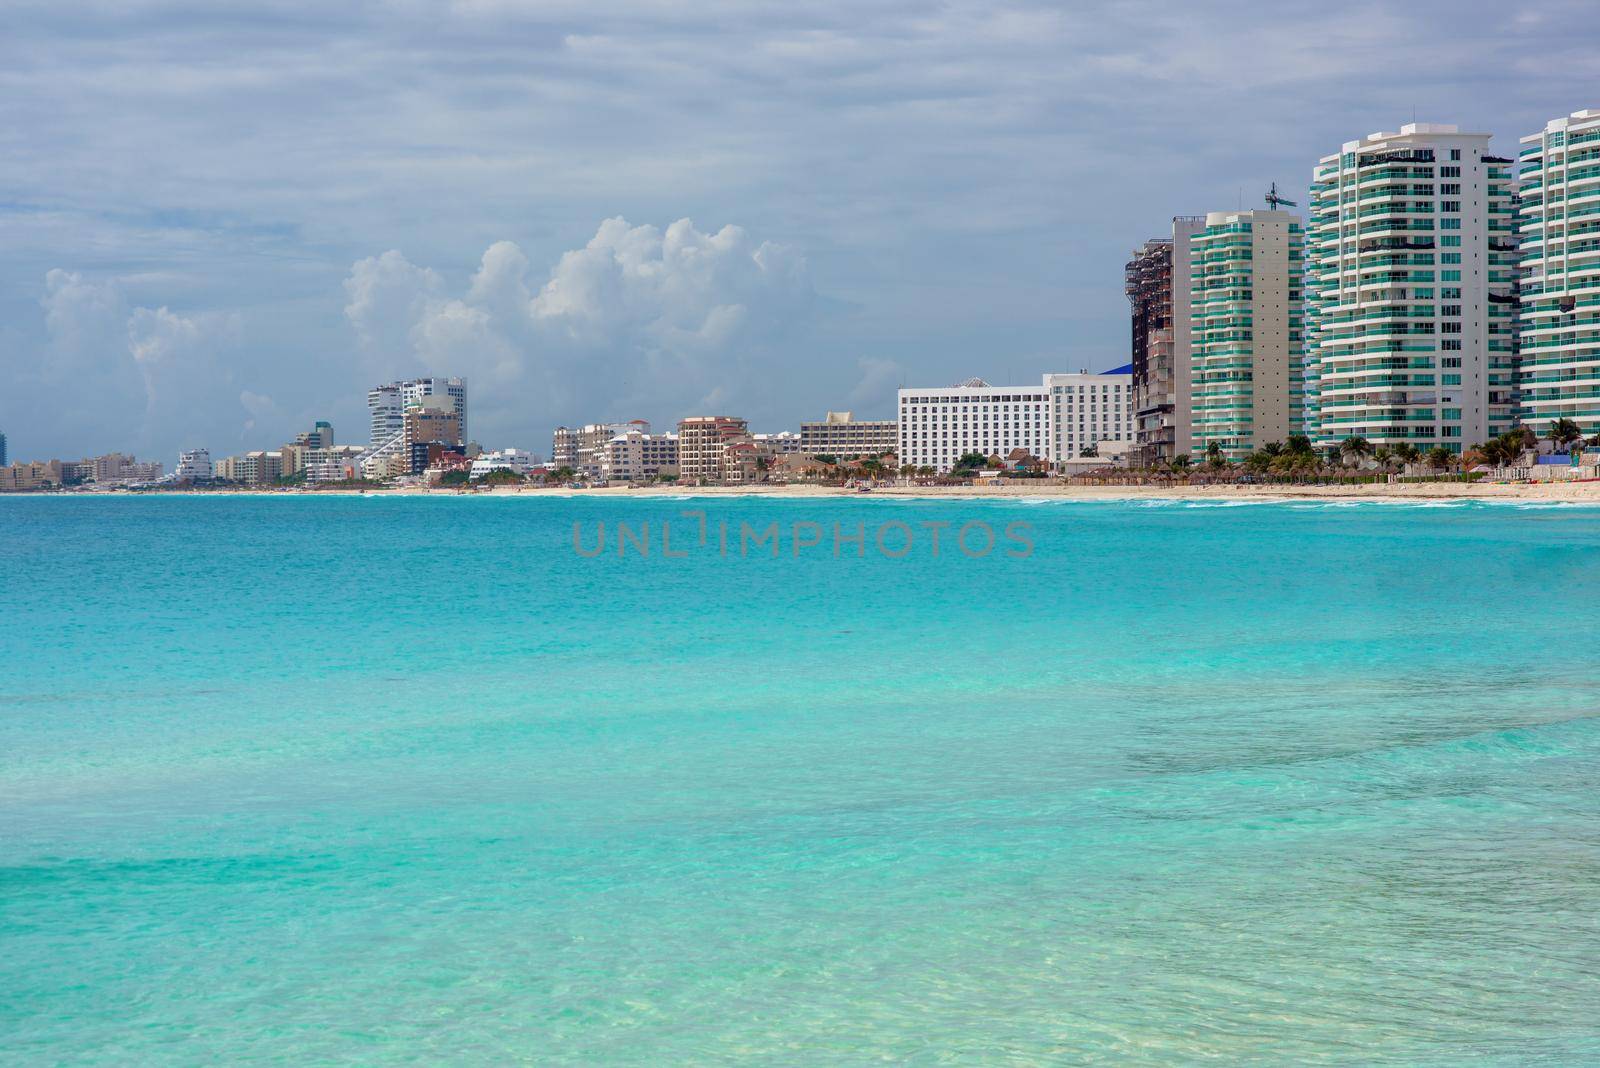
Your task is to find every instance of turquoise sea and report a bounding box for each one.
[3,494,1600,1064]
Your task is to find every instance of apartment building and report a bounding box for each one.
[174,449,213,481]
[368,377,467,447]
[1190,208,1304,460]
[677,416,751,482]
[0,460,63,491]
[753,432,803,456]
[1518,108,1600,436]
[550,426,579,470]
[799,412,897,457]
[1307,123,1517,453]
[600,429,679,482]
[577,420,649,480]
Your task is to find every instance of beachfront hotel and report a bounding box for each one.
[1306,124,1518,454]
[1517,109,1600,437]
[1189,208,1304,461]
[896,370,1132,473]
[1127,217,1204,465]
[799,412,898,457]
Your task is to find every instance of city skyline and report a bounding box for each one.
[3,3,1597,462]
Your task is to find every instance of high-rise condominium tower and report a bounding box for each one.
[1518,109,1600,437]
[368,377,468,448]
[1307,124,1518,454]
[1189,209,1304,460]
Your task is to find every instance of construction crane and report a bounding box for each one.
[1265,182,1298,210]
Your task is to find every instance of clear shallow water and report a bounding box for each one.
[3,495,1599,1064]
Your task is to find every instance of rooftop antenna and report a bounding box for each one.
[1265,182,1298,211]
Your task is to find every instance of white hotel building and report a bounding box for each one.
[897,370,1133,472]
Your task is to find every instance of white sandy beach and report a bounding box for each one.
[334,478,1600,503]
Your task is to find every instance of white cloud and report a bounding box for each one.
[33,270,245,454]
[343,249,444,374]
[340,216,823,445]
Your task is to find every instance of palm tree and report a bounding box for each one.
[1549,417,1584,452]
[1285,434,1315,456]
[1339,436,1374,467]
[1169,454,1193,474]
[1392,443,1420,465]
[1425,446,1454,471]
[1204,441,1228,470]
[1373,445,1394,470]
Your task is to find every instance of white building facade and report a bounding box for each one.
[1044,370,1134,461]
[897,371,1132,472]
[1518,108,1600,436]
[174,448,213,481]
[600,430,679,482]
[470,448,538,479]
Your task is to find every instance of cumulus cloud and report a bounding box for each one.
[32,270,245,455]
[341,217,823,446]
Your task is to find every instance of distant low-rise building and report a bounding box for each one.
[75,453,164,484]
[175,449,213,482]
[0,459,63,491]
[753,431,803,456]
[470,448,538,480]
[800,412,896,457]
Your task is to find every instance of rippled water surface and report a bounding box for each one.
[3,495,1599,1064]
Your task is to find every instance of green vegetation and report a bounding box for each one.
[1338,436,1373,466]
[1548,417,1584,451]
[1473,429,1530,469]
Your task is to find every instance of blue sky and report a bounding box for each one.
[2,0,1596,461]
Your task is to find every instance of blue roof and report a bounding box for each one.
[1103,363,1133,376]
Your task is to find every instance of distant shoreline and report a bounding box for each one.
[10,480,1600,504]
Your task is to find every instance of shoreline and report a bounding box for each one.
[10,480,1600,503]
